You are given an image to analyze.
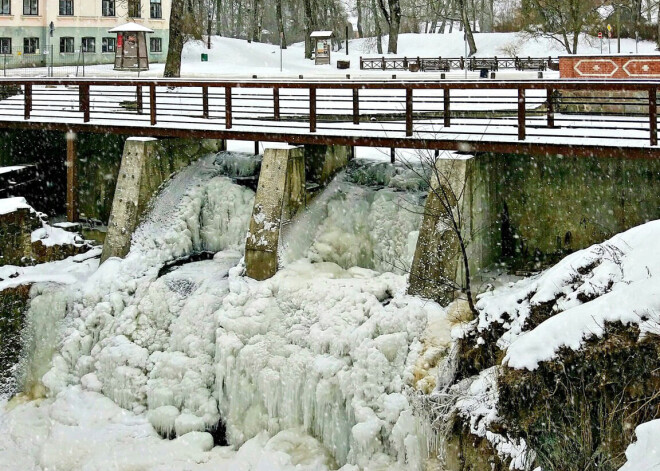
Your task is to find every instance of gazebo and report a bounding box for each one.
[108,22,154,71]
[310,31,334,65]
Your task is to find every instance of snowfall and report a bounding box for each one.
[1,30,660,471]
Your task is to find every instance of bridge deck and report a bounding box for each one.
[0,78,658,159]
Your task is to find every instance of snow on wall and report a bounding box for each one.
[464,220,660,371]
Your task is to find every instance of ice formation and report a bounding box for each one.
[281,160,427,274]
[0,154,449,470]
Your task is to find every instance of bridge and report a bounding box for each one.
[1,76,659,299]
[0,77,659,160]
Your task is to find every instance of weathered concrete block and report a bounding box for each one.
[101,137,225,263]
[0,200,41,266]
[245,146,305,281]
[304,144,351,187]
[408,155,495,305]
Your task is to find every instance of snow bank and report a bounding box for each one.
[31,225,84,247]
[0,197,33,215]
[468,220,660,370]
[619,419,660,471]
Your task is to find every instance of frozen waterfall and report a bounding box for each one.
[1,153,450,471]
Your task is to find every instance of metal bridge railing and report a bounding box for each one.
[360,56,559,72]
[0,78,657,153]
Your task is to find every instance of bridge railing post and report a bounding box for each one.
[443,88,451,127]
[24,83,32,120]
[353,88,359,125]
[80,84,90,123]
[149,84,157,125]
[309,87,317,132]
[650,87,658,146]
[273,87,280,121]
[518,88,526,141]
[405,88,413,137]
[136,86,143,114]
[547,88,555,128]
[202,86,209,119]
[225,86,232,129]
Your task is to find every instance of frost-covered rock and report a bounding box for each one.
[462,220,660,370]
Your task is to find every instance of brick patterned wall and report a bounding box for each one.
[560,55,660,79]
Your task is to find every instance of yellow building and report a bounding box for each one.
[0,0,170,67]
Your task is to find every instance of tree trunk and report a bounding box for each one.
[387,0,401,53]
[657,1,660,50]
[276,0,286,48]
[164,0,184,78]
[250,0,260,42]
[356,0,364,37]
[371,0,383,54]
[458,0,477,55]
[303,0,314,59]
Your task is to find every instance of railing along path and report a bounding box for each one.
[0,78,658,158]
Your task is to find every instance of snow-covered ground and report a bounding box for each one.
[9,31,656,79]
[0,152,451,470]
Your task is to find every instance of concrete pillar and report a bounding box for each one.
[408,155,495,305]
[304,144,351,187]
[245,146,305,281]
[66,132,78,223]
[101,137,225,263]
[244,143,353,281]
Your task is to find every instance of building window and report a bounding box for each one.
[60,37,74,53]
[150,37,162,53]
[0,38,11,54]
[23,0,38,15]
[59,0,73,15]
[81,37,95,53]
[0,0,10,15]
[150,0,161,18]
[102,0,115,16]
[102,37,116,53]
[128,0,140,17]
[23,37,39,54]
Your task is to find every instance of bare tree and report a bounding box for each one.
[404,151,481,315]
[458,0,477,55]
[378,0,402,53]
[164,0,185,77]
[523,0,601,54]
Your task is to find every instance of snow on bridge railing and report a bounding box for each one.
[0,78,658,155]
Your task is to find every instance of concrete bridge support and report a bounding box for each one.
[408,155,495,305]
[409,152,660,305]
[244,144,352,280]
[101,137,225,263]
